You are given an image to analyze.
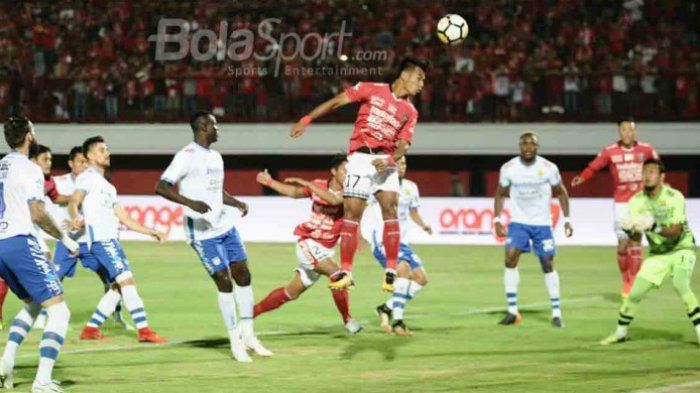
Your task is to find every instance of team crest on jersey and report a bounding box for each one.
[612,155,623,163]
[637,153,645,161]
[537,169,543,176]
[212,257,222,266]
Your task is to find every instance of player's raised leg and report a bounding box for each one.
[335,197,364,289]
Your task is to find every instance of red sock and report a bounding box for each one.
[383,219,400,270]
[340,220,359,272]
[253,287,292,318]
[331,289,351,324]
[627,246,644,286]
[0,280,8,320]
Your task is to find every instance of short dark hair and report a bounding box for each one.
[330,153,348,170]
[29,144,51,160]
[82,136,105,158]
[398,57,429,74]
[190,111,213,132]
[68,146,83,162]
[617,117,635,126]
[643,158,665,173]
[3,116,32,149]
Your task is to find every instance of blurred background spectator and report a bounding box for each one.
[0,0,697,122]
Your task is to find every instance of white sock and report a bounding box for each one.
[234,285,254,339]
[3,304,41,369]
[121,285,149,330]
[544,271,562,318]
[217,292,238,331]
[695,325,700,341]
[35,302,70,385]
[385,280,423,309]
[505,268,519,315]
[390,277,410,320]
[86,289,121,328]
[234,285,254,320]
[408,281,424,300]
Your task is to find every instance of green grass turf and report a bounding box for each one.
[2,242,700,392]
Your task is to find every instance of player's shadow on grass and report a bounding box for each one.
[602,292,625,304]
[340,336,411,361]
[484,308,550,324]
[627,327,686,344]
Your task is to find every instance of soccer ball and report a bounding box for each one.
[436,14,469,45]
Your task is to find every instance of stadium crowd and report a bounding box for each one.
[0,0,697,122]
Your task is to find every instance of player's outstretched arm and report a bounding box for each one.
[293,178,343,206]
[572,149,609,187]
[256,169,308,199]
[410,208,432,234]
[114,204,167,242]
[155,180,211,214]
[493,184,509,238]
[290,92,352,138]
[553,183,574,237]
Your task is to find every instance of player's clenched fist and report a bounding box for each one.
[256,169,272,186]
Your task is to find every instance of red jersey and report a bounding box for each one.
[344,82,418,154]
[44,175,59,202]
[580,141,659,202]
[293,179,344,248]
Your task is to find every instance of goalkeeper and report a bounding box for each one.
[601,158,699,346]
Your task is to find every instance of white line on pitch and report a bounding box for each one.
[633,380,700,393]
[409,295,605,319]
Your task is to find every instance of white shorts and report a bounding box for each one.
[613,202,629,240]
[294,239,335,288]
[344,152,400,199]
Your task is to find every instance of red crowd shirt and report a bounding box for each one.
[294,179,344,248]
[580,141,659,202]
[344,82,418,154]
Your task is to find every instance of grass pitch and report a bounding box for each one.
[3,242,700,392]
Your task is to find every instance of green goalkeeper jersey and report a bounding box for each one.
[628,185,696,255]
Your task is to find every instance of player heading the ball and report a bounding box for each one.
[290,57,428,293]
